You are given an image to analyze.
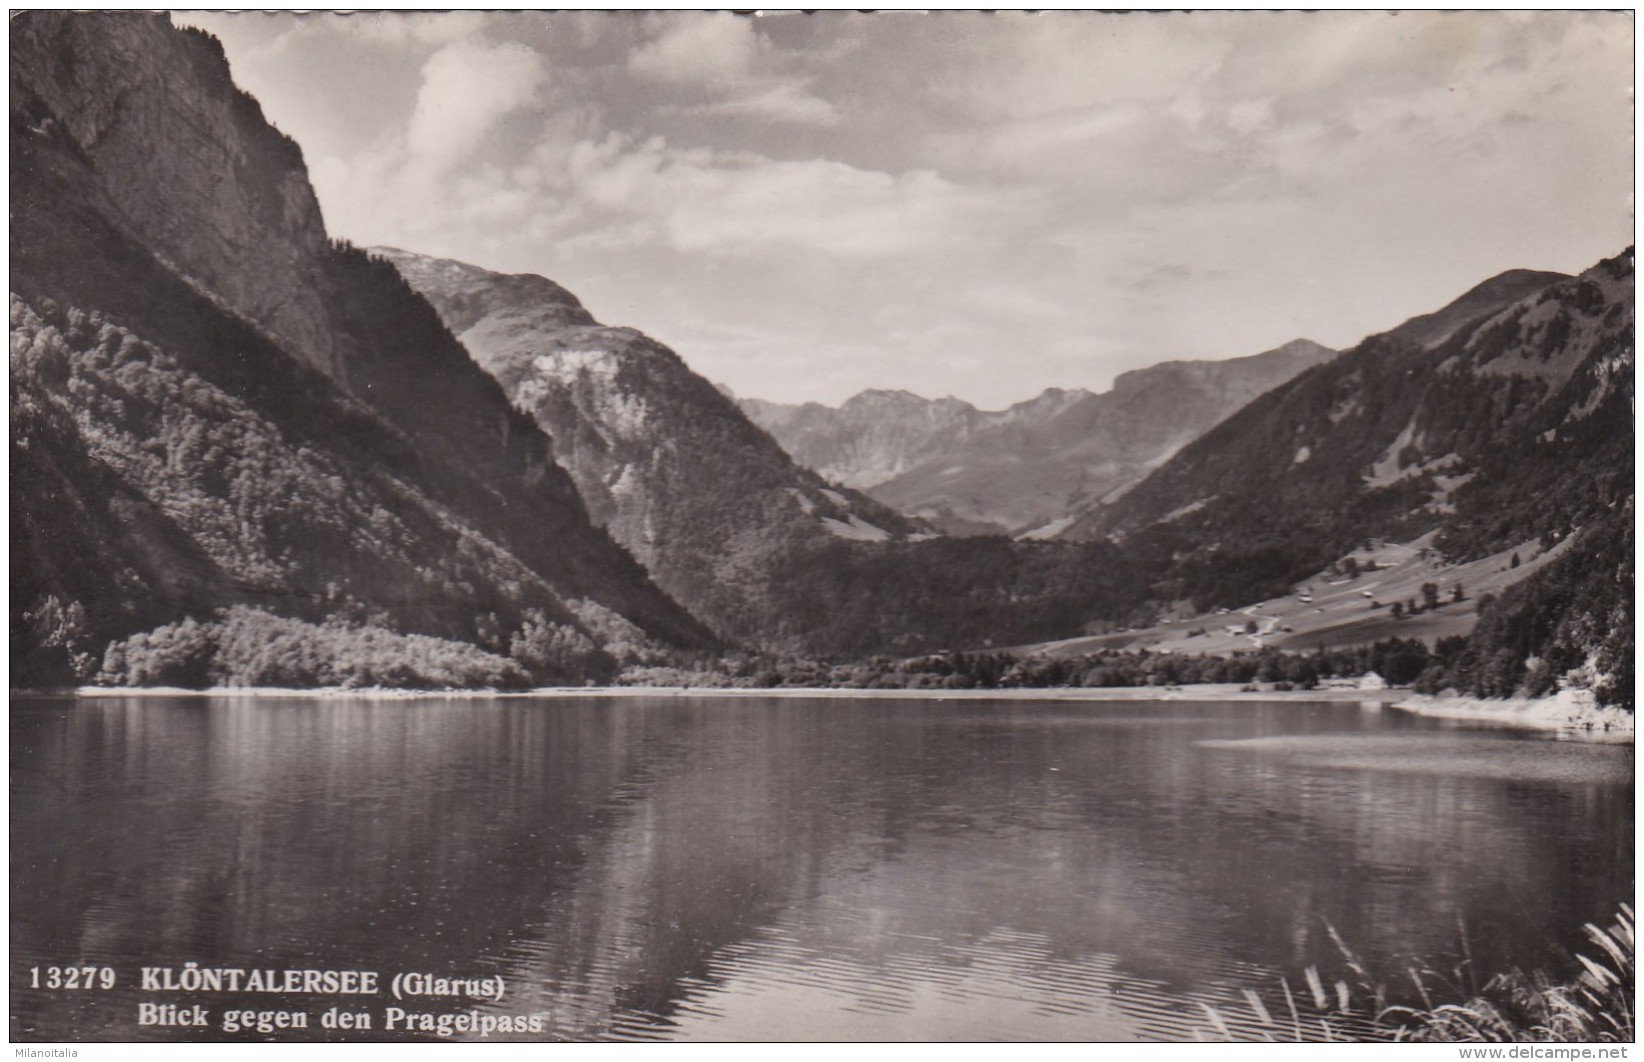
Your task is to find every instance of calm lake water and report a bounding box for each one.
[10,694,1634,1042]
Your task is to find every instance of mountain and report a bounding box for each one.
[373,248,926,650]
[373,250,1181,658]
[736,390,1006,491]
[13,13,1626,700]
[741,340,1334,535]
[1068,251,1633,700]
[2,12,1141,673]
[11,12,714,688]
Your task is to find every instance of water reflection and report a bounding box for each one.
[10,696,1633,1041]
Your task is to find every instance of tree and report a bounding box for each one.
[1481,646,1525,697]
[24,594,97,682]
[1522,657,1557,697]
[1283,655,1319,689]
[508,609,615,685]
[1376,638,1433,686]
[1422,582,1441,610]
[1392,601,1404,620]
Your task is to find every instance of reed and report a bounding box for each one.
[1197,904,1634,1043]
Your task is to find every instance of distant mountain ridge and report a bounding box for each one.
[741,339,1334,534]
[737,389,1045,489]
[375,247,926,651]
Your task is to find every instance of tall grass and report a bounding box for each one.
[1197,904,1634,1043]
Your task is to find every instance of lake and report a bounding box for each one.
[9,694,1633,1042]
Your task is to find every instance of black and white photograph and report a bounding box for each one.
[9,7,1634,1046]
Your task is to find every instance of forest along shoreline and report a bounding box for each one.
[29,683,1633,742]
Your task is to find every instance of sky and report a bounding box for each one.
[177,10,1633,408]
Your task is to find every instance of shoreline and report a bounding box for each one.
[41,682,1389,703]
[16,683,1631,739]
[1393,688,1634,740]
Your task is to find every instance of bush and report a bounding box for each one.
[98,607,532,690]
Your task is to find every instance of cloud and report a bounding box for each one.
[340,11,494,49]
[406,41,547,172]
[910,13,1229,122]
[308,37,552,242]
[508,132,1009,260]
[231,11,1631,407]
[627,14,838,125]
[699,82,839,126]
[1122,262,1219,295]
[628,14,757,84]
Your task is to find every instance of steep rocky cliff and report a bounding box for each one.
[11,15,355,380]
[11,12,714,686]
[375,248,925,650]
[742,340,1334,535]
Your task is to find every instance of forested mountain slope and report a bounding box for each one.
[1070,252,1633,703]
[11,12,714,687]
[1073,255,1628,595]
